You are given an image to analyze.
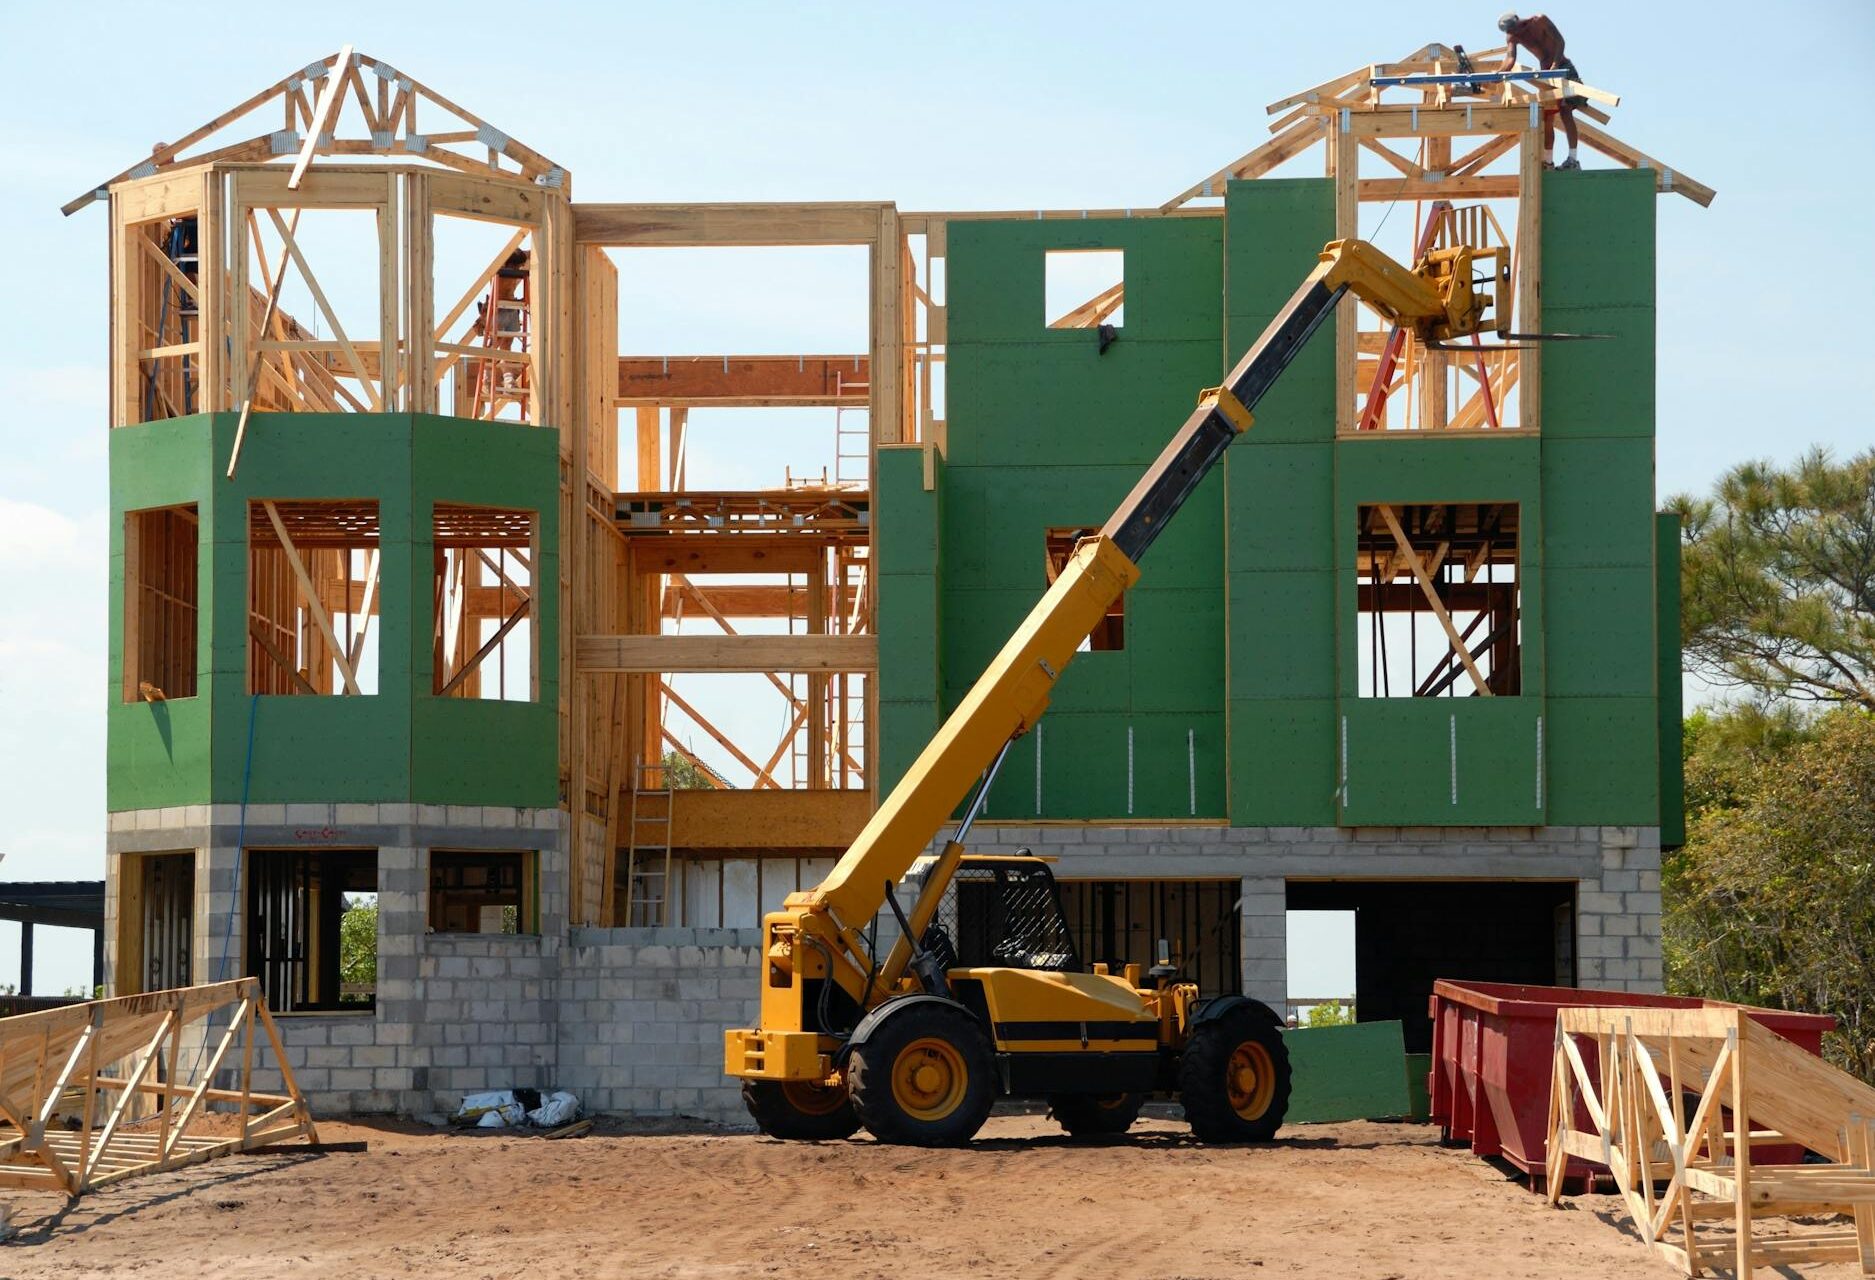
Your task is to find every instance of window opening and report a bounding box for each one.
[125,505,199,701]
[1355,502,1520,697]
[247,500,381,695]
[1045,249,1124,329]
[246,849,377,1013]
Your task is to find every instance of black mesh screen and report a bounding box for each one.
[929,863,1080,972]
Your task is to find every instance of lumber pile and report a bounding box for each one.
[0,978,316,1196]
[1546,1003,1875,1276]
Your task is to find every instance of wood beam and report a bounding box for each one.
[573,202,887,247]
[260,501,361,695]
[1376,504,1493,697]
[577,634,876,673]
[617,355,870,407]
[623,788,871,850]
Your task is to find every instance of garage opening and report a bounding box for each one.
[1285,880,1575,1051]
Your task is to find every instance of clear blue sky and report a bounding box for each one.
[1,1,1869,994]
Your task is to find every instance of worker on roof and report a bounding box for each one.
[1497,12,1586,170]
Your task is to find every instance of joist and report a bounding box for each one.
[576,634,877,673]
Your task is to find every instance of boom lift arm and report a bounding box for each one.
[725,236,1509,1127]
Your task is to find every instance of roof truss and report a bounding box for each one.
[1162,42,1712,211]
[64,47,567,215]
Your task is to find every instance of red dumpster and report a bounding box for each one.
[1427,980,1835,1185]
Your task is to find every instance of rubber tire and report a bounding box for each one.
[741,1079,861,1141]
[1178,1006,1293,1143]
[1049,1091,1146,1138]
[848,1002,997,1147]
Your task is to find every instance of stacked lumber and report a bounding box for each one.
[0,978,316,1196]
[1546,1003,1875,1276]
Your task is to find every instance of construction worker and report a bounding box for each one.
[1496,12,1585,169]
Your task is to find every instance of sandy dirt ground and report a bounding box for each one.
[0,1112,1860,1278]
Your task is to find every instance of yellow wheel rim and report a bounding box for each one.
[1227,1041,1277,1121]
[781,1079,848,1117]
[890,1036,968,1122]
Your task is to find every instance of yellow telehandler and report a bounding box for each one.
[724,236,1512,1145]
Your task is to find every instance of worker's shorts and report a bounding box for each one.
[1553,57,1587,108]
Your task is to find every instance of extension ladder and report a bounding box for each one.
[624,765,674,926]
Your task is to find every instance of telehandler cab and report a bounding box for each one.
[724,235,1513,1146]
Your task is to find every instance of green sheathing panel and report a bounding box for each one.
[1540,170,1660,825]
[1656,513,1685,846]
[108,416,218,809]
[1223,179,1339,825]
[942,217,1225,819]
[1335,436,1547,824]
[1283,1019,1412,1124]
[409,415,560,806]
[875,446,943,795]
[205,414,415,804]
[107,412,559,811]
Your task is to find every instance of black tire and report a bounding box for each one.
[1178,1005,1292,1143]
[848,1002,996,1147]
[1049,1091,1145,1137]
[741,1078,861,1140]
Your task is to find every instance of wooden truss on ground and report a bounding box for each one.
[0,980,316,1197]
[1547,1005,1875,1277]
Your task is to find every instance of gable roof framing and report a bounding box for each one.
[1161,42,1713,211]
[63,46,567,216]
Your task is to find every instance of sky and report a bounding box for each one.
[1,0,1870,996]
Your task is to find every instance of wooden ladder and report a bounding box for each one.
[470,264,531,420]
[833,366,870,487]
[624,766,674,926]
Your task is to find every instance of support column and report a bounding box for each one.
[1239,876,1287,1009]
[19,922,32,997]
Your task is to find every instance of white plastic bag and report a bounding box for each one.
[527,1090,579,1128]
[456,1089,518,1126]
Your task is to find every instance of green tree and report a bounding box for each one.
[1670,448,1875,710]
[661,748,726,789]
[1305,1001,1355,1028]
[339,895,377,1004]
[1665,708,1875,1082]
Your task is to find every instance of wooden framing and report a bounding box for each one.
[578,635,876,673]
[0,979,316,1197]
[1548,1005,1875,1277]
[66,48,566,216]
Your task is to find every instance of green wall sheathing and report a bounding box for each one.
[909,170,1665,831]
[940,217,1227,819]
[1655,512,1686,846]
[1539,170,1660,825]
[108,412,559,812]
[1283,1019,1412,1123]
[1223,179,1340,824]
[875,446,944,795]
[1335,435,1546,825]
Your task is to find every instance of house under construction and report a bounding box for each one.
[91,44,1706,1118]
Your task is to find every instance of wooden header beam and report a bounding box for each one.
[618,355,869,407]
[573,202,887,247]
[577,634,876,673]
